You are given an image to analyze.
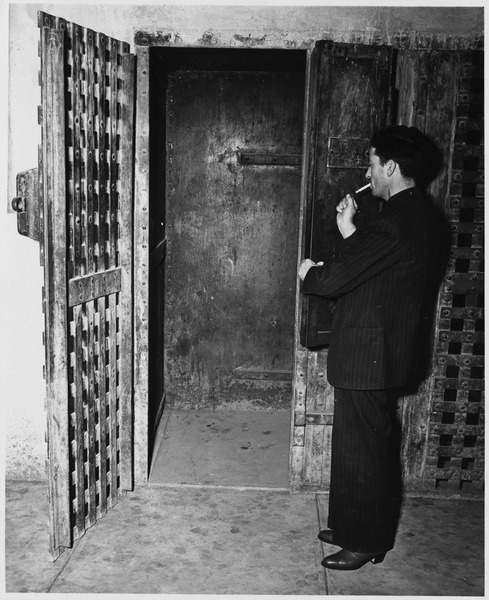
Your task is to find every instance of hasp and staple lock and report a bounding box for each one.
[12,168,41,242]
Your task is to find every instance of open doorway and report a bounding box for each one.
[146,47,307,487]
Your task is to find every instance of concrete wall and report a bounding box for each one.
[4,2,483,480]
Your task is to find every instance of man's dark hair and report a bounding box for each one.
[371,125,442,188]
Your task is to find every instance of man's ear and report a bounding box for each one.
[386,159,397,177]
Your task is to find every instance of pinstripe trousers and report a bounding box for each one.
[327,387,401,554]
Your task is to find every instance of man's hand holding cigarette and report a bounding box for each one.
[336,183,370,238]
[336,194,358,239]
[299,184,370,279]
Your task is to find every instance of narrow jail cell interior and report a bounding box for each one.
[147,48,307,486]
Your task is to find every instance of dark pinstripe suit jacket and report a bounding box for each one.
[302,187,439,390]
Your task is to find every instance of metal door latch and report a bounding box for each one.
[12,168,41,241]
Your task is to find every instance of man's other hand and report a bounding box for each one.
[299,259,324,280]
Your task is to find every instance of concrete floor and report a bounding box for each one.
[4,409,485,595]
[150,409,291,488]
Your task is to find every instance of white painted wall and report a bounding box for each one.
[3,2,483,480]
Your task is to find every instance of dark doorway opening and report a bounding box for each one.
[146,47,307,486]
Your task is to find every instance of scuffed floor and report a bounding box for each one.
[5,482,323,594]
[5,408,485,595]
[149,408,291,488]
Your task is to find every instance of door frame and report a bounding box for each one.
[133,39,465,495]
[133,44,150,484]
[132,41,312,485]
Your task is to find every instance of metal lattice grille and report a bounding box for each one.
[428,51,484,493]
[39,12,130,539]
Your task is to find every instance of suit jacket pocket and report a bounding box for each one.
[329,327,386,389]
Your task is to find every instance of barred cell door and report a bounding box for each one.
[37,12,135,559]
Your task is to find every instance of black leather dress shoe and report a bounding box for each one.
[317,529,335,544]
[321,548,386,570]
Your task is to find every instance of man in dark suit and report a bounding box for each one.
[299,125,442,570]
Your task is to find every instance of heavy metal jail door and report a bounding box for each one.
[290,41,394,490]
[37,13,135,558]
[165,70,304,409]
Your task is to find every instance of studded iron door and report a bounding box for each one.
[38,12,135,558]
[396,49,485,495]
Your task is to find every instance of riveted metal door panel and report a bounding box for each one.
[38,12,135,558]
[165,69,304,410]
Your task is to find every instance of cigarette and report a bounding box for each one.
[355,183,371,194]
